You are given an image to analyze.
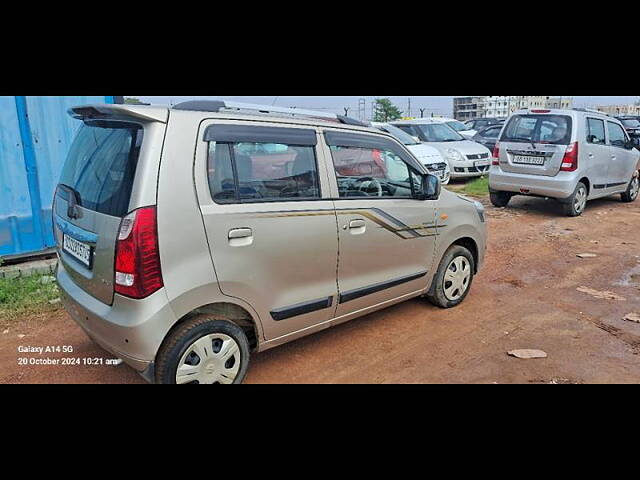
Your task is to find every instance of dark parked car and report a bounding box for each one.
[471,124,503,153]
[464,117,504,131]
[616,116,640,148]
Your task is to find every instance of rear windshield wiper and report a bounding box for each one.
[506,137,536,150]
[57,184,82,218]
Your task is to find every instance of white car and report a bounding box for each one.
[371,122,450,184]
[391,119,492,179]
[428,117,477,139]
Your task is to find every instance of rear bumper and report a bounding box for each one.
[56,260,177,377]
[489,167,577,200]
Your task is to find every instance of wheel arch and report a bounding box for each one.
[451,236,479,273]
[165,302,261,352]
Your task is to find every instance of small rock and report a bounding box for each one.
[623,313,640,324]
[40,275,55,285]
[576,253,598,258]
[17,334,25,339]
[508,349,547,359]
[2,329,9,334]
[48,298,61,305]
[577,286,626,301]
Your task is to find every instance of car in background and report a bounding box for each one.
[371,122,450,184]
[429,117,477,139]
[392,119,492,179]
[615,116,640,148]
[489,108,640,217]
[464,118,504,132]
[471,124,504,153]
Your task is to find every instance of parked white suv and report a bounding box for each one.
[489,108,640,216]
[392,119,492,179]
[371,122,450,184]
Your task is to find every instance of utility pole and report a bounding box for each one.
[344,107,350,117]
[419,108,426,118]
[407,98,411,118]
[357,98,366,121]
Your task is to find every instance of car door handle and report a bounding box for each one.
[229,228,253,239]
[588,153,594,159]
[228,228,253,246]
[346,219,366,235]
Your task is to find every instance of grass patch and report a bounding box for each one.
[0,274,61,327]
[460,176,489,197]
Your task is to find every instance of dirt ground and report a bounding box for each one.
[2,192,639,384]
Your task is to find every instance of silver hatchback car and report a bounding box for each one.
[489,108,640,216]
[54,100,487,384]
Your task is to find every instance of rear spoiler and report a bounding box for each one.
[68,104,169,123]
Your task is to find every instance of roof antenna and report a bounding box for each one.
[271,96,280,106]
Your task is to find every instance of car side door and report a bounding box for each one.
[606,120,636,190]
[320,129,438,323]
[194,121,340,341]
[584,117,611,196]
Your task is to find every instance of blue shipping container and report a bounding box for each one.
[0,96,117,258]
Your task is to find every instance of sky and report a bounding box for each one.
[136,96,640,119]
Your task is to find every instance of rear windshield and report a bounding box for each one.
[501,114,572,145]
[59,121,143,217]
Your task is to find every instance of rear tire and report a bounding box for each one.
[621,174,639,203]
[426,245,475,309]
[490,191,512,208]
[155,315,250,384]
[563,182,588,217]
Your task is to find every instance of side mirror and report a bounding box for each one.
[412,136,421,143]
[416,173,441,200]
[625,139,636,150]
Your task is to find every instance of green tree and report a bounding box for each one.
[373,98,403,122]
[124,97,144,105]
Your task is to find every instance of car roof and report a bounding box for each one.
[69,102,393,137]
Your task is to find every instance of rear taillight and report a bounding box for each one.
[531,109,551,114]
[114,206,163,299]
[560,142,579,172]
[492,143,500,165]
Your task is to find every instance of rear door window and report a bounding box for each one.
[586,118,606,145]
[502,115,572,145]
[58,121,143,217]
[208,141,320,203]
[607,122,628,148]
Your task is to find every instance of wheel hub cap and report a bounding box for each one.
[176,334,241,384]
[575,187,587,213]
[443,256,471,301]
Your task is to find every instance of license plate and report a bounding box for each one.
[513,155,545,165]
[474,160,490,167]
[63,234,92,268]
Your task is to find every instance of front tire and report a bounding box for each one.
[155,316,250,384]
[426,245,475,309]
[490,191,512,208]
[563,181,588,217]
[621,174,639,203]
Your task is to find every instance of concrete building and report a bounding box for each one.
[452,96,484,121]
[546,97,573,109]
[596,104,640,116]
[453,96,574,120]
